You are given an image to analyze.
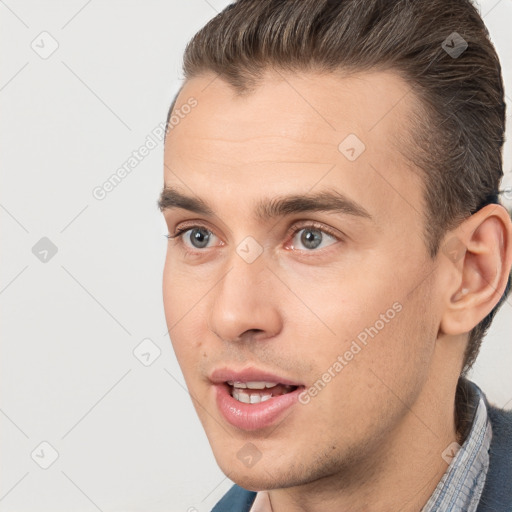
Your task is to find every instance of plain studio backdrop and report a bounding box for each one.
[1,1,511,511]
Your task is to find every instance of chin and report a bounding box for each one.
[214,448,307,492]
[224,470,280,492]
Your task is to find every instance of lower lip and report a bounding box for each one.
[214,384,303,431]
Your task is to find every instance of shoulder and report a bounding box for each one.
[487,401,512,436]
[485,400,512,476]
[211,484,258,512]
[477,393,512,511]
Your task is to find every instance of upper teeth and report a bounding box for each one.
[227,381,278,389]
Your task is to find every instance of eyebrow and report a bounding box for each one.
[158,187,372,221]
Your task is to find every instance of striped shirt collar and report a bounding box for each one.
[421,380,491,512]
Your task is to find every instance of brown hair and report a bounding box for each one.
[169,0,509,374]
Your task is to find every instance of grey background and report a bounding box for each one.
[1,1,511,511]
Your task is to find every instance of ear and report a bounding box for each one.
[439,204,512,336]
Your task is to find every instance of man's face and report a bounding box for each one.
[161,70,445,489]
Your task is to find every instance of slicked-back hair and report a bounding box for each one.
[168,0,510,374]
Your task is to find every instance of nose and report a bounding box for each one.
[208,252,283,344]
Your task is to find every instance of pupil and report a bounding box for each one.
[301,229,322,249]
[190,228,210,248]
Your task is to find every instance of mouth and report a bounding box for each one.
[227,381,299,404]
[210,368,304,431]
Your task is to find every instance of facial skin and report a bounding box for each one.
[160,70,512,512]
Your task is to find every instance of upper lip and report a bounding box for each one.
[209,367,303,387]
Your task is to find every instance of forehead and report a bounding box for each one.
[168,69,416,146]
[164,69,424,226]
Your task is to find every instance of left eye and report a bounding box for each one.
[290,227,338,250]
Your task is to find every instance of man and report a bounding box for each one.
[158,0,512,510]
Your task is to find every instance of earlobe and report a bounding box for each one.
[439,204,512,336]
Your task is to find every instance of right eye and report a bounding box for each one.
[167,225,222,250]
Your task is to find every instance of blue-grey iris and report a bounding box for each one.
[301,229,322,249]
[189,227,210,248]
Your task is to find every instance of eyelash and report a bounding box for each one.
[165,221,342,251]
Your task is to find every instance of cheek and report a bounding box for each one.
[279,258,402,348]
[284,256,436,403]
[162,260,208,364]
[162,254,209,324]
[288,303,435,461]
[317,274,435,411]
